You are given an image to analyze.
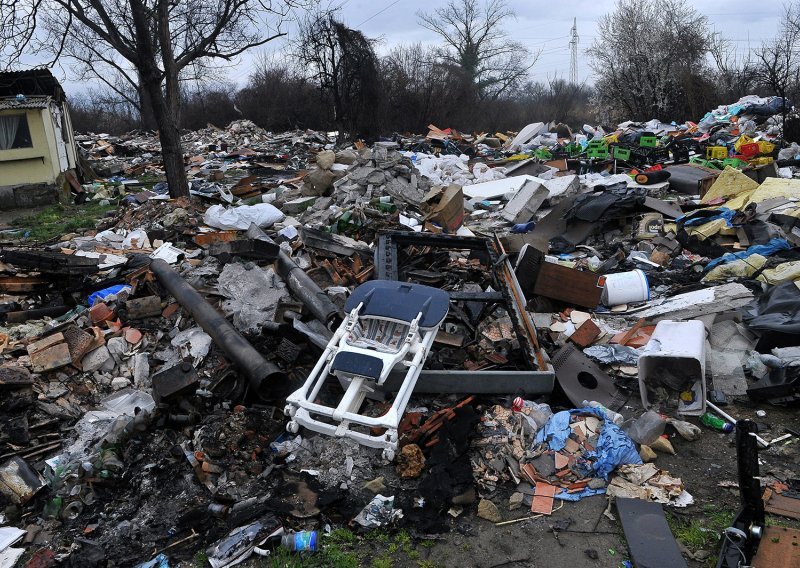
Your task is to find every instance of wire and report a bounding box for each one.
[722,527,748,568]
[355,0,402,27]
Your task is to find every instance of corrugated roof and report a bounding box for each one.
[0,69,62,99]
[0,96,51,111]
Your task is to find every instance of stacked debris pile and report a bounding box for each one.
[1,94,799,567]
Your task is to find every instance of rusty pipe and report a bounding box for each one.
[149,258,285,400]
[276,251,343,328]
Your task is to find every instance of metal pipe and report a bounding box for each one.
[276,251,342,328]
[5,306,70,323]
[149,258,285,400]
[707,401,770,448]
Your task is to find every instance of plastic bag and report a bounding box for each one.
[622,410,666,445]
[203,203,284,230]
[667,418,702,441]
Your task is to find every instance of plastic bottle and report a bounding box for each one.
[701,413,734,433]
[281,531,318,552]
[582,400,624,426]
[43,496,63,519]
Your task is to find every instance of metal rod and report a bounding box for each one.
[149,259,285,400]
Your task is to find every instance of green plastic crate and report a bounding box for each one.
[722,158,748,169]
[586,140,609,159]
[613,146,631,160]
[639,135,657,148]
[690,156,713,168]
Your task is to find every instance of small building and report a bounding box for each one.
[0,69,79,209]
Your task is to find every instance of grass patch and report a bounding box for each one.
[263,542,359,568]
[12,201,116,242]
[194,551,208,567]
[668,505,734,567]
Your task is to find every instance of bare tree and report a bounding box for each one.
[417,0,537,100]
[753,3,800,131]
[588,0,711,122]
[709,33,758,102]
[294,11,383,138]
[381,43,475,131]
[2,0,300,198]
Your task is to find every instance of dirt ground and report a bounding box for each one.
[233,401,799,568]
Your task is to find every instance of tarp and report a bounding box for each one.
[705,238,791,270]
[742,281,800,333]
[534,407,642,480]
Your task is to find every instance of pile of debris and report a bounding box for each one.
[1,94,799,567]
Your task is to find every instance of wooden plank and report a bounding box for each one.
[532,262,603,309]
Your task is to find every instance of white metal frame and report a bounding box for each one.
[284,301,443,461]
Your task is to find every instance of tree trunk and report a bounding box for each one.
[130,0,189,199]
[137,81,158,131]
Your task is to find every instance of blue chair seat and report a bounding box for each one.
[331,351,384,380]
[345,280,449,329]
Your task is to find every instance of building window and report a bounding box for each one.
[0,114,33,150]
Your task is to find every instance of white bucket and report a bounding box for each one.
[601,269,650,306]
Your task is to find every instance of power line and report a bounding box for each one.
[355,0,402,28]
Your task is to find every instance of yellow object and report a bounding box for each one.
[734,135,754,152]
[702,166,758,207]
[686,218,727,240]
[758,261,800,285]
[507,153,530,161]
[745,177,800,208]
[703,254,767,282]
[0,106,78,187]
[706,146,728,160]
[749,157,774,166]
[758,141,775,155]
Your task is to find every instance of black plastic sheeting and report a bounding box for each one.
[742,282,800,333]
[563,185,646,223]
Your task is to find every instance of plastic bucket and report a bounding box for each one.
[601,269,650,306]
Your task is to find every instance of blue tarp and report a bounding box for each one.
[534,407,642,481]
[705,238,791,270]
[677,207,736,227]
[88,284,131,307]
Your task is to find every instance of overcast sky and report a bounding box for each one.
[48,0,784,96]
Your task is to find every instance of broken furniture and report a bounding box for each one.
[284,280,449,460]
[374,230,554,394]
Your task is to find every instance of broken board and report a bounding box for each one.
[532,261,604,309]
[752,526,800,567]
[616,497,688,568]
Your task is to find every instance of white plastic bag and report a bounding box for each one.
[203,203,284,230]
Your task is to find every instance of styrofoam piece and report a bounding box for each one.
[638,320,706,415]
[542,175,579,199]
[508,122,546,151]
[462,175,540,200]
[602,269,650,306]
[501,179,548,223]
